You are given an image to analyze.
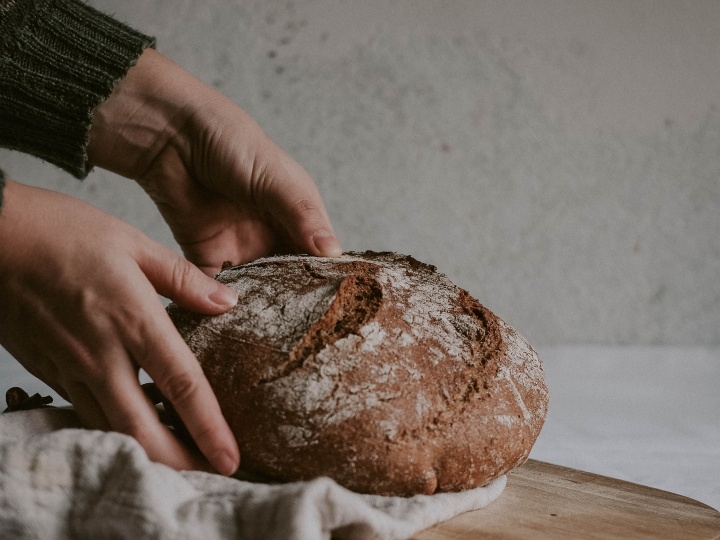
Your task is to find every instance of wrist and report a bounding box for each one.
[87,49,198,182]
[0,0,154,179]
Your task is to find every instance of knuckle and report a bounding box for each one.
[250,153,270,187]
[66,345,107,385]
[190,421,221,447]
[158,370,199,407]
[291,198,319,217]
[170,258,196,294]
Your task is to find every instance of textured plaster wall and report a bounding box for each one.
[2,0,718,345]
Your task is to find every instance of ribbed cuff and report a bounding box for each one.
[0,0,156,178]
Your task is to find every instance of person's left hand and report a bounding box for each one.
[87,48,341,276]
[0,180,241,476]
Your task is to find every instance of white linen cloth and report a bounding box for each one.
[0,408,505,540]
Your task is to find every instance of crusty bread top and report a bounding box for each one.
[168,251,549,495]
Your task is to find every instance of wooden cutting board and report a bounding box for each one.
[414,460,720,539]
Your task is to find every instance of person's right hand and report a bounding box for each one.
[86,49,342,277]
[0,179,240,475]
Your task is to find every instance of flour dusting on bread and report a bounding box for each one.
[167,251,549,496]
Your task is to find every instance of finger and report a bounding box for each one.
[90,358,210,472]
[64,382,112,431]
[128,295,240,476]
[137,241,238,314]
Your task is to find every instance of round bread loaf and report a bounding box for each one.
[167,251,548,496]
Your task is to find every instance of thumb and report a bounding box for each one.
[253,149,342,257]
[139,243,238,314]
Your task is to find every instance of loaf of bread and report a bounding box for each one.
[167,251,548,496]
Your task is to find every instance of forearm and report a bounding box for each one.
[0,0,154,181]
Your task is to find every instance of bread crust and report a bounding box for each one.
[167,251,549,496]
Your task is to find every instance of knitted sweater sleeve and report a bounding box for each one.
[0,0,155,193]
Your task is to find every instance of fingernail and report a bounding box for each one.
[214,450,239,476]
[209,284,238,309]
[313,229,342,257]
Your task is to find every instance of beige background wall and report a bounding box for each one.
[2,0,718,345]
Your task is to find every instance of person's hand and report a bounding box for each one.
[0,180,240,475]
[87,48,342,275]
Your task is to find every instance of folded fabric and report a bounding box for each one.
[0,409,505,540]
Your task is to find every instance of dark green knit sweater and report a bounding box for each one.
[0,0,155,207]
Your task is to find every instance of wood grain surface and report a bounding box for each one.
[414,460,720,539]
